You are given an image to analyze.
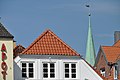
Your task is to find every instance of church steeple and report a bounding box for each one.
[85,5,96,66]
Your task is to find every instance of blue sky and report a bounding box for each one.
[0,0,120,57]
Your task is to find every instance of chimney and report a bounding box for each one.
[13,40,16,48]
[114,31,120,43]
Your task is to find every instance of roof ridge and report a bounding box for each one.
[102,46,120,48]
[48,30,80,56]
[22,29,49,53]
[14,44,25,50]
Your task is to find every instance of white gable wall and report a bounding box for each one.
[80,60,103,80]
[14,55,103,80]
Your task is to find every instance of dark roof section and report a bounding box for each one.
[0,23,14,38]
[13,45,25,58]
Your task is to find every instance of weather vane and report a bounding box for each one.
[85,4,91,16]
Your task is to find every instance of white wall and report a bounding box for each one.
[14,55,103,80]
[80,60,103,80]
[0,38,14,80]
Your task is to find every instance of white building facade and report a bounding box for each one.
[14,55,104,80]
[14,29,104,80]
[0,23,14,80]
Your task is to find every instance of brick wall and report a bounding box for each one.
[96,51,115,80]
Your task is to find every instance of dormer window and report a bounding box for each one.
[100,68,105,77]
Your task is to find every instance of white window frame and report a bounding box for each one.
[100,68,105,77]
[42,62,56,79]
[64,63,76,79]
[114,65,118,79]
[21,62,35,79]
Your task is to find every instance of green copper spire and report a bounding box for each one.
[85,14,96,66]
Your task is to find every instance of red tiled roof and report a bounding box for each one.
[14,45,25,58]
[102,46,120,63]
[22,29,80,56]
[113,40,120,47]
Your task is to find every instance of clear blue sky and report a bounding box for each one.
[0,0,120,57]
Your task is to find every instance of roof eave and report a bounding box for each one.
[0,36,14,38]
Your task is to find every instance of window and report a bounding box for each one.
[64,63,76,78]
[22,63,27,78]
[43,63,55,78]
[100,68,105,77]
[21,62,34,78]
[43,63,48,78]
[114,65,118,79]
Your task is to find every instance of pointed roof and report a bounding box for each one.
[22,29,80,56]
[0,23,14,38]
[14,45,25,58]
[85,15,96,66]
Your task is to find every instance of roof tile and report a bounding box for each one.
[22,29,80,56]
[102,46,120,63]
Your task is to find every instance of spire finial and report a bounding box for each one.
[85,4,91,16]
[85,4,91,29]
[85,4,96,66]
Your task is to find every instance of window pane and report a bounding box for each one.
[102,69,105,72]
[71,64,76,78]
[65,63,69,78]
[43,63,48,78]
[50,63,54,68]
[65,69,69,73]
[65,64,69,68]
[43,74,48,78]
[43,69,48,72]
[72,69,76,73]
[22,63,27,78]
[50,63,55,78]
[50,69,54,72]
[71,64,76,68]
[29,73,33,78]
[22,68,26,72]
[22,73,27,78]
[65,74,69,78]
[50,74,55,78]
[43,64,48,67]
[72,74,76,78]
[29,63,33,67]
[29,68,33,72]
[22,63,26,67]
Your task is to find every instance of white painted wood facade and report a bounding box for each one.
[14,55,103,80]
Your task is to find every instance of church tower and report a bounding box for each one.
[85,11,96,66]
[0,22,14,80]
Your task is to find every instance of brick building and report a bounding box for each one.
[95,40,120,80]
